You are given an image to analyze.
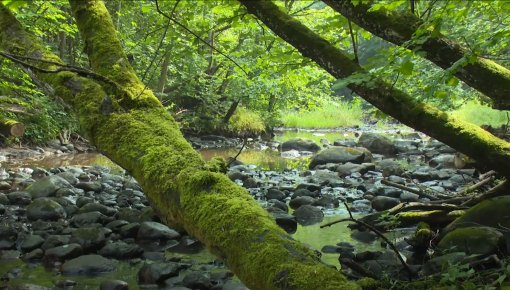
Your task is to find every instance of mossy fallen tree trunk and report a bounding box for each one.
[0,118,24,138]
[0,2,358,289]
[323,0,510,109]
[239,0,510,179]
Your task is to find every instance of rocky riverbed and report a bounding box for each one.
[0,128,507,288]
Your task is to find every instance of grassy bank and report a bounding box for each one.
[450,101,510,127]
[281,101,363,128]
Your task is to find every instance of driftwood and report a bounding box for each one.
[381,179,439,200]
[321,202,416,278]
[461,180,509,207]
[461,176,494,195]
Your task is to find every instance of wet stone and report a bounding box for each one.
[293,205,324,226]
[41,235,71,251]
[0,181,11,190]
[182,272,213,290]
[100,279,129,290]
[7,191,32,205]
[75,181,102,193]
[26,198,66,221]
[120,222,140,239]
[70,227,107,252]
[289,196,315,210]
[20,235,45,252]
[43,243,83,262]
[70,211,108,227]
[137,222,180,242]
[61,254,117,275]
[138,262,181,284]
[79,202,117,216]
[98,241,143,259]
[0,193,9,205]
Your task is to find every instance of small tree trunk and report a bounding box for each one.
[223,99,240,124]
[156,49,171,94]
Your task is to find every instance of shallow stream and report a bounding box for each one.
[1,128,411,288]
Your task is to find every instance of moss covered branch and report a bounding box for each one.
[323,0,510,109]
[0,2,359,289]
[238,0,510,178]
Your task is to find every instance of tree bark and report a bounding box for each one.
[0,2,358,290]
[0,119,25,138]
[323,0,510,109]
[156,48,171,94]
[238,0,510,178]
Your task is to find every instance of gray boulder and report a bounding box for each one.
[281,138,321,152]
[44,243,83,261]
[138,262,181,284]
[62,254,117,275]
[336,162,375,176]
[358,132,397,155]
[293,205,324,226]
[26,198,66,221]
[70,227,107,252]
[137,222,180,242]
[26,175,72,198]
[289,196,315,209]
[99,241,143,259]
[309,146,367,169]
[371,196,400,211]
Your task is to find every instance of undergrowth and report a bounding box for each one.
[281,100,363,128]
[450,101,510,127]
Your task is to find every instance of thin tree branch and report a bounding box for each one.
[0,51,118,88]
[154,0,248,76]
[321,202,417,279]
[347,19,358,64]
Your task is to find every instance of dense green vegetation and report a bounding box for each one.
[0,0,508,144]
[2,0,510,289]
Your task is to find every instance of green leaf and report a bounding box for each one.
[141,6,151,14]
[446,77,459,87]
[2,0,27,11]
[435,91,448,99]
[399,60,414,76]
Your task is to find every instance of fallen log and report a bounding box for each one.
[0,118,25,138]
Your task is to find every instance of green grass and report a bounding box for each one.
[228,106,265,135]
[450,101,510,127]
[281,101,363,129]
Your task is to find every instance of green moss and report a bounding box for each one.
[228,107,265,136]
[445,196,510,233]
[437,226,505,255]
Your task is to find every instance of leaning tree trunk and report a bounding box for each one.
[0,2,358,290]
[323,0,510,109]
[238,0,510,179]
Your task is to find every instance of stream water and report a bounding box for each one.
[0,128,412,288]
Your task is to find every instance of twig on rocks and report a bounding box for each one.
[321,202,417,278]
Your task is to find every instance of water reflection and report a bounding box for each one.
[200,148,310,171]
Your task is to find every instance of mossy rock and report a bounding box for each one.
[437,226,506,256]
[445,196,510,233]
